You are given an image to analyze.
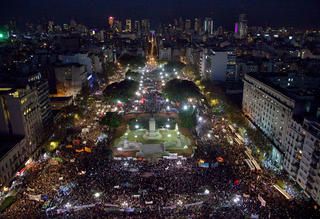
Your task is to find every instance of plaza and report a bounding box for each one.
[113,116,193,157]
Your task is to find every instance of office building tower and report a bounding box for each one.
[0,85,43,150]
[239,14,248,39]
[114,20,122,32]
[141,19,150,34]
[125,19,132,32]
[199,49,235,81]
[134,20,141,33]
[108,16,114,29]
[0,78,50,185]
[204,17,214,35]
[47,21,54,33]
[284,119,320,205]
[185,19,191,32]
[194,18,201,33]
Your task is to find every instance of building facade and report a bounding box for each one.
[243,73,294,153]
[243,72,320,204]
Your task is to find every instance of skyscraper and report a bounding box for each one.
[239,14,248,39]
[194,18,201,33]
[141,19,150,34]
[185,19,191,32]
[125,19,132,32]
[114,20,122,32]
[108,16,114,29]
[47,21,54,33]
[134,20,141,33]
[204,17,214,35]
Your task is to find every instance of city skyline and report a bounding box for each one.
[1,1,320,217]
[1,0,320,29]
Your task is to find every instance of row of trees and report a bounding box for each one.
[104,79,138,103]
[119,54,146,69]
[163,79,203,102]
[125,70,140,81]
[179,108,197,129]
[100,112,122,128]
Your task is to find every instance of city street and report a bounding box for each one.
[1,59,319,218]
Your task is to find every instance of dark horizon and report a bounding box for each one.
[1,0,320,30]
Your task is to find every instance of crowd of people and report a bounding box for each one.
[3,132,318,218]
[2,65,320,219]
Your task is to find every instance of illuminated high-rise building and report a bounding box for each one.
[0,27,9,42]
[63,23,69,31]
[108,16,114,29]
[48,21,54,33]
[239,14,248,39]
[134,20,141,33]
[185,19,191,32]
[70,19,77,30]
[204,17,214,35]
[114,20,122,32]
[194,18,201,33]
[141,19,150,34]
[125,19,132,32]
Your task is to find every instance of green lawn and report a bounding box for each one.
[115,129,189,145]
[113,128,193,154]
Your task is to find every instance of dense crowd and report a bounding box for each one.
[2,126,319,218]
[2,66,320,219]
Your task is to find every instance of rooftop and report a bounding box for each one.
[246,72,320,101]
[0,135,25,159]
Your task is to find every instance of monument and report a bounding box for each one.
[143,117,162,140]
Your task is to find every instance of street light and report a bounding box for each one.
[94,192,101,198]
[204,189,210,195]
[121,201,129,208]
[233,196,241,203]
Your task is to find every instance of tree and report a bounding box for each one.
[125,70,140,81]
[179,109,197,129]
[163,79,202,102]
[104,79,138,103]
[119,54,145,68]
[100,112,122,128]
[103,62,118,79]
[182,64,200,80]
[164,61,185,72]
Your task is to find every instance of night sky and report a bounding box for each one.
[1,0,320,29]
